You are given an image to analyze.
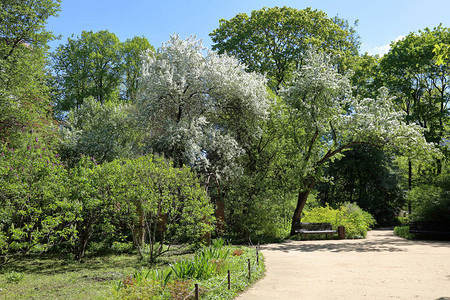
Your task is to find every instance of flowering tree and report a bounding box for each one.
[136,35,270,180]
[59,97,138,166]
[282,49,437,235]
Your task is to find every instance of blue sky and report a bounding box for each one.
[46,0,450,55]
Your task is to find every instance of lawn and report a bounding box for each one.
[0,244,264,299]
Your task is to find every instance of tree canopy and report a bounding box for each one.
[0,0,60,147]
[210,6,360,91]
[136,35,270,179]
[51,31,154,115]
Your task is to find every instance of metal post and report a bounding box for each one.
[227,270,231,290]
[195,283,199,300]
[248,259,251,280]
[256,247,259,265]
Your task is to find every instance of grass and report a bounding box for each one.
[0,253,142,299]
[0,244,264,300]
[0,245,195,300]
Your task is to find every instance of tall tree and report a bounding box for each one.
[52,30,123,112]
[121,36,154,101]
[210,6,360,91]
[136,35,270,179]
[379,26,450,148]
[0,0,60,146]
[282,49,435,235]
[379,26,450,207]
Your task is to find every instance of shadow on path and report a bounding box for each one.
[262,229,450,253]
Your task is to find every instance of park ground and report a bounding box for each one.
[237,229,450,300]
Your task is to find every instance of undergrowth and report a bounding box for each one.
[110,240,265,299]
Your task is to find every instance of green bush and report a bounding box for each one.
[6,271,24,284]
[111,241,135,254]
[394,225,415,240]
[302,202,376,238]
[408,184,450,225]
[0,136,76,266]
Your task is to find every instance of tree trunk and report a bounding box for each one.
[408,159,412,215]
[290,177,316,235]
[133,207,145,250]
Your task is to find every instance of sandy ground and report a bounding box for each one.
[236,229,450,300]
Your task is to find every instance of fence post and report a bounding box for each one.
[227,270,231,290]
[256,247,259,265]
[195,283,199,300]
[248,259,251,281]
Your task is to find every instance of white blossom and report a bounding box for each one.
[137,35,270,178]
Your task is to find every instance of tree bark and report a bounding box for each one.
[290,177,316,235]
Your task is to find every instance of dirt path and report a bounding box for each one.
[236,229,450,300]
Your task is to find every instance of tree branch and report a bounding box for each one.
[314,141,380,167]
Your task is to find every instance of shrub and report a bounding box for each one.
[394,225,415,239]
[111,241,134,253]
[0,136,76,266]
[302,202,376,238]
[408,184,450,225]
[6,271,24,284]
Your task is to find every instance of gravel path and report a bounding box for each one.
[236,229,450,300]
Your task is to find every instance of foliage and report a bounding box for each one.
[63,153,214,261]
[59,97,139,166]
[109,155,214,260]
[112,244,264,300]
[0,135,76,266]
[281,47,435,233]
[433,42,450,65]
[0,0,60,147]
[67,155,121,261]
[121,36,154,101]
[302,203,376,239]
[394,225,415,240]
[51,31,153,114]
[407,162,450,225]
[210,6,360,91]
[379,25,450,148]
[5,271,24,284]
[111,241,134,254]
[316,146,405,226]
[137,34,270,179]
[52,30,123,111]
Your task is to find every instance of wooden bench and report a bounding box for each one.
[293,222,338,239]
[409,221,450,236]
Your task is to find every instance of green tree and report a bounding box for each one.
[121,36,154,101]
[68,156,123,261]
[52,30,124,112]
[52,31,153,114]
[0,0,60,146]
[379,26,450,148]
[110,155,214,260]
[316,146,405,226]
[379,26,450,214]
[210,6,360,91]
[407,160,450,225]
